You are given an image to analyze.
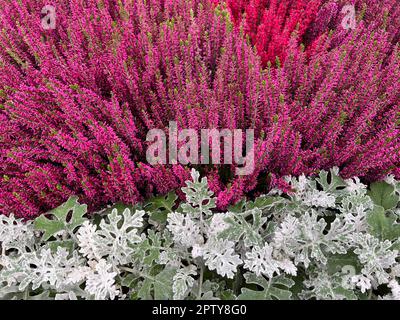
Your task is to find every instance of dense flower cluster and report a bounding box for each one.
[0,0,399,218]
[213,0,322,66]
[215,0,400,66]
[1,169,399,300]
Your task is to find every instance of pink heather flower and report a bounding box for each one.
[0,0,399,217]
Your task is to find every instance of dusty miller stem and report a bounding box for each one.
[196,188,206,300]
[233,269,242,295]
[197,262,204,300]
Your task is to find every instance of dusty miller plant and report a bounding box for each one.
[0,168,399,300]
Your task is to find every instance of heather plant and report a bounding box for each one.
[280,22,400,179]
[0,0,399,218]
[0,0,264,217]
[216,0,400,66]
[213,0,322,66]
[0,169,399,300]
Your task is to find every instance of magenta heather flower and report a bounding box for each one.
[0,0,399,218]
[0,0,264,217]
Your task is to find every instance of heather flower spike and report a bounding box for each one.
[0,0,399,218]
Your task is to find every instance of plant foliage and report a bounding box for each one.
[1,169,399,300]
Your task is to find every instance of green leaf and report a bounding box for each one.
[137,278,153,300]
[246,196,284,211]
[143,192,178,224]
[219,289,236,300]
[120,273,140,289]
[219,208,267,247]
[367,181,399,210]
[153,267,176,300]
[238,273,294,300]
[47,240,75,254]
[316,168,346,194]
[34,196,87,240]
[181,169,215,216]
[134,230,162,265]
[332,287,358,300]
[137,267,177,300]
[367,205,400,241]
[228,199,247,213]
[391,239,400,251]
[327,252,361,275]
[0,285,52,300]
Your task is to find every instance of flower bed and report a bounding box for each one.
[1,169,399,300]
[0,0,399,301]
[0,0,399,218]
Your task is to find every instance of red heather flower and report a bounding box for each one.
[212,0,322,66]
[215,0,400,66]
